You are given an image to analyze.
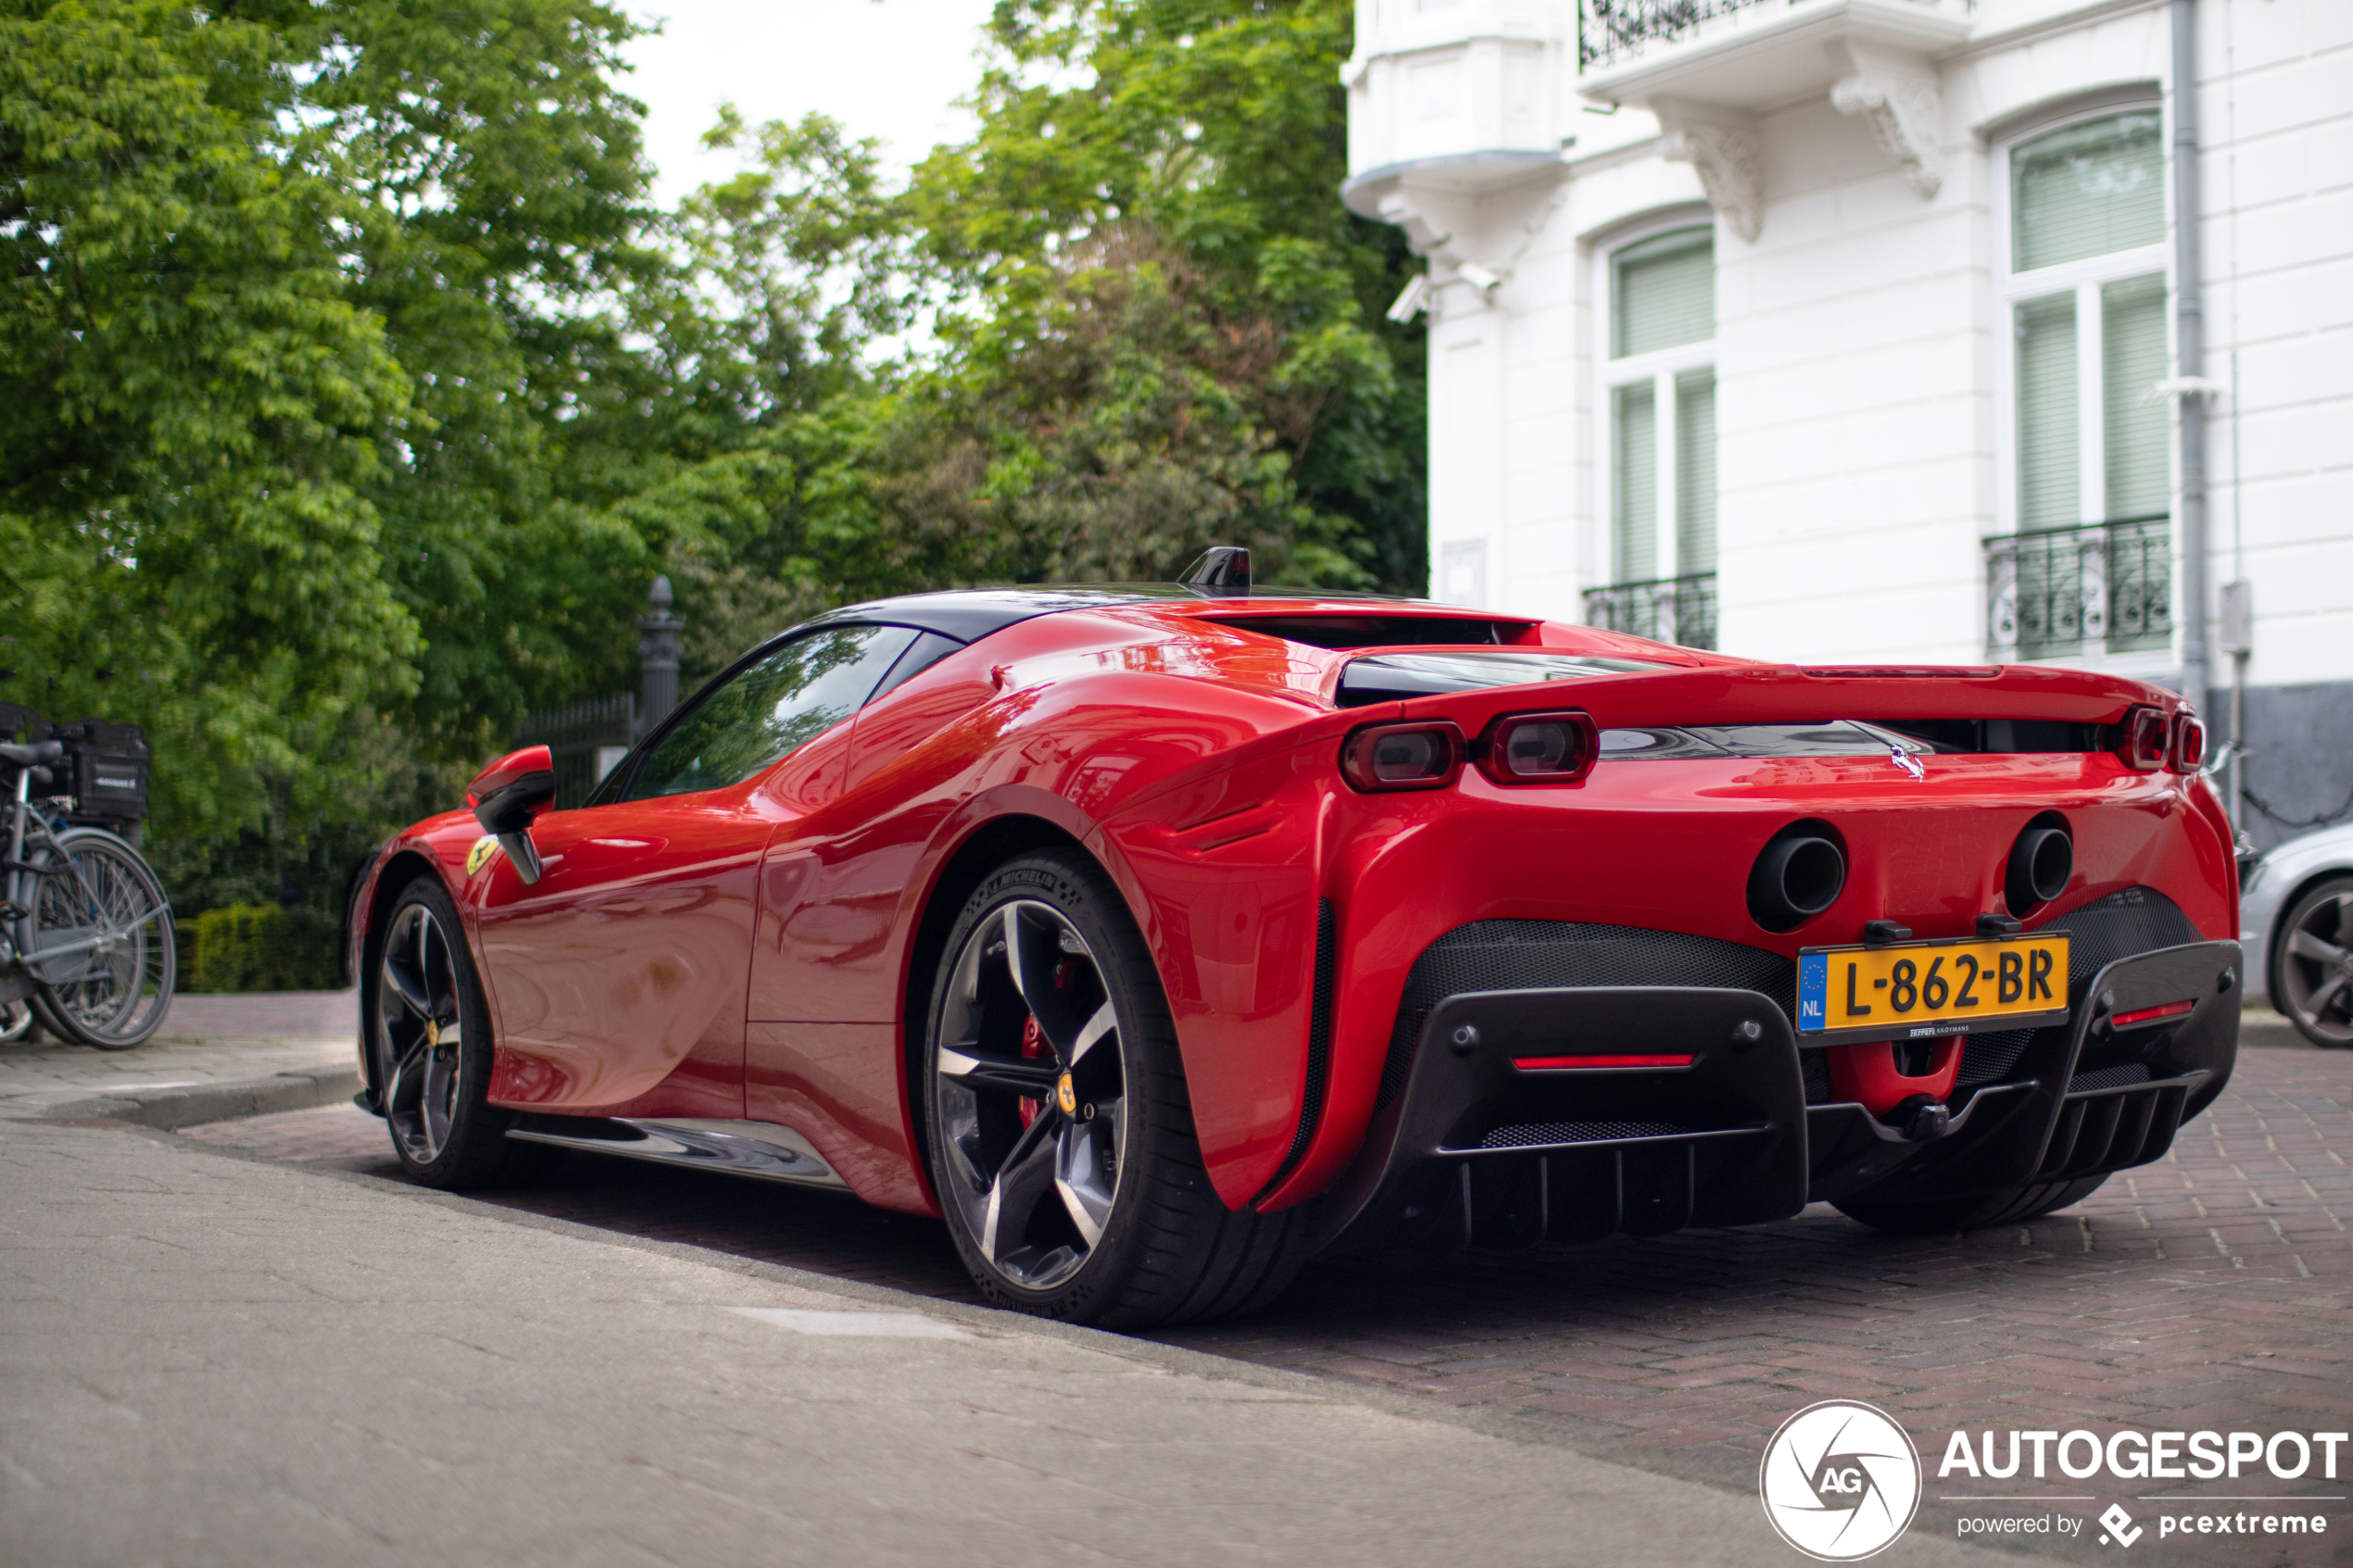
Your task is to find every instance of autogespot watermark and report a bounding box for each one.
[1762,1405,2349,1555]
[1760,1400,1923,1561]
[1937,1425,2347,1548]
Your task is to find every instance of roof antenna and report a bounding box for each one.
[1180,545,1251,596]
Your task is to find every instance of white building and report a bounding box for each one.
[1340,0,2351,846]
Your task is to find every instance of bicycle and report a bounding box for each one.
[0,739,174,1048]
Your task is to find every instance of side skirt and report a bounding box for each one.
[506,1114,849,1191]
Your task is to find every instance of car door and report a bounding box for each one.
[472,623,918,1120]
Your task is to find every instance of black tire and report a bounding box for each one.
[2270,874,2353,1048]
[920,848,1317,1329]
[369,876,527,1189]
[27,827,174,1049]
[1835,1174,2109,1236]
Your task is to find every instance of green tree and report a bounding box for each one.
[908,0,1426,590]
[0,0,419,843]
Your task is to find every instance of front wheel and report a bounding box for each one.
[26,827,174,1049]
[1835,1174,2109,1236]
[921,849,1315,1328]
[371,877,523,1188]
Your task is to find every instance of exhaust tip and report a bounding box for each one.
[1748,823,1847,933]
[2007,821,2073,915]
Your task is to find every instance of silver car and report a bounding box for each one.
[2241,820,2353,1047]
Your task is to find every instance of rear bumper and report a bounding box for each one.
[1317,939,2241,1251]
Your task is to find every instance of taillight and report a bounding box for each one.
[1340,721,1464,792]
[1474,709,1598,785]
[2119,706,2169,771]
[2170,712,2207,773]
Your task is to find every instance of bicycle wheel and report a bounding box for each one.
[25,826,174,1049]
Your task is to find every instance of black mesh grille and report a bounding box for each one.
[1961,886,2201,1090]
[2070,1062,2153,1092]
[1958,1029,2034,1086]
[1479,1120,1689,1149]
[2048,884,2201,988]
[1378,921,1794,1112]
[1802,1047,1833,1104]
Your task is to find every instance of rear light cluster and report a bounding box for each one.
[1340,710,1598,794]
[2117,706,2207,774]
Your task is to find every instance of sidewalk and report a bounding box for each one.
[0,989,357,1125]
[0,1116,2038,1568]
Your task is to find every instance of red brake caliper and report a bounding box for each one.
[1016,1013,1047,1129]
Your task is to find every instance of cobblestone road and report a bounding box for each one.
[182,1042,2353,1563]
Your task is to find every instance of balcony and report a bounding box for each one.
[1985,515,2172,664]
[1579,0,1951,69]
[1582,573,1718,650]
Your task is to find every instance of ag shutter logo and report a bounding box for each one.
[1761,1400,1923,1562]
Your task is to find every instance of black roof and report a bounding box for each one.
[800,583,1405,645]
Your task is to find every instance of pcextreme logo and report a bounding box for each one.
[1760,1400,1923,1561]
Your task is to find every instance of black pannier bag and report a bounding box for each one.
[54,719,150,827]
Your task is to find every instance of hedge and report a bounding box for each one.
[182,904,342,993]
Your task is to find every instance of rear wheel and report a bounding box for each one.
[921,849,1315,1328]
[2271,875,2353,1048]
[1835,1174,2108,1236]
[371,877,524,1188]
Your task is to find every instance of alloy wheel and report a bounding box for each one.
[2278,885,2353,1047]
[377,901,466,1162]
[934,899,1126,1291]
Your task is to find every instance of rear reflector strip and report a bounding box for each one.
[2111,999,2196,1029]
[1513,1053,1695,1071]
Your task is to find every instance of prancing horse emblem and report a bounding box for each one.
[1889,747,1927,782]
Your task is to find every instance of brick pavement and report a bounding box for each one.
[182,1042,2353,1564]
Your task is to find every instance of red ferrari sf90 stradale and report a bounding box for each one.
[349,549,2239,1326]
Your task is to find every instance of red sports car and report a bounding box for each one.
[350,549,2240,1327]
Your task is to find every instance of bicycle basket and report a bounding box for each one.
[55,719,149,822]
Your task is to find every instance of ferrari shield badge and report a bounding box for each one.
[465,834,500,876]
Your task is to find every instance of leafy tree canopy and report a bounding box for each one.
[0,0,1426,956]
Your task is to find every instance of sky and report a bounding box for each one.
[623,0,1002,206]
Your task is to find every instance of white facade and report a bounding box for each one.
[1342,0,2352,840]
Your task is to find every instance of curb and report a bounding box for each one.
[22,1065,360,1131]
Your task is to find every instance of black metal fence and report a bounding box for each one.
[1985,514,2171,663]
[1579,0,1942,69]
[514,692,637,810]
[1582,572,1719,650]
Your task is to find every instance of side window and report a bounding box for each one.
[620,625,917,802]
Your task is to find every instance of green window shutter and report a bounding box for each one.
[1613,227,1714,358]
[2103,273,2170,519]
[2016,293,2079,530]
[1613,381,1657,581]
[1675,368,1717,576]
[2012,111,2164,273]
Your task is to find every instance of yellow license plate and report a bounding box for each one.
[1797,935,2070,1040]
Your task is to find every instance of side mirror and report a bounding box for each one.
[467,745,556,885]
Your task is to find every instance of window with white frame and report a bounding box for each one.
[2003,108,2170,532]
[1994,107,2171,659]
[1604,225,1716,587]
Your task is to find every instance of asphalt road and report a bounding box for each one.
[0,1117,2027,1568]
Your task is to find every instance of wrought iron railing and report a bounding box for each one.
[1579,0,1944,69]
[1985,514,2171,663]
[1583,572,1718,650]
[515,691,639,809]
